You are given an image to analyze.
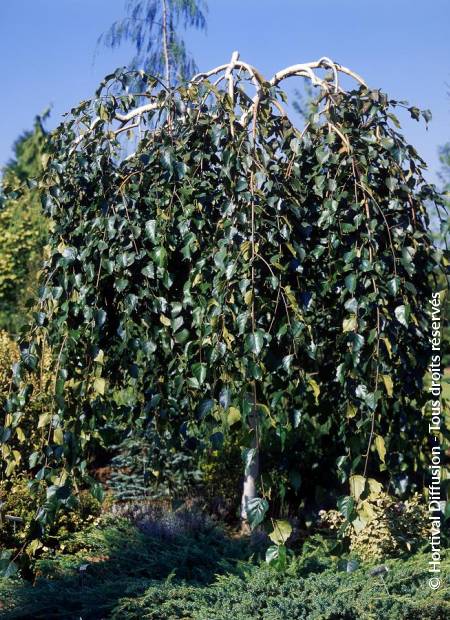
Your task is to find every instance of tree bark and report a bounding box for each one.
[161,0,170,88]
[240,408,259,523]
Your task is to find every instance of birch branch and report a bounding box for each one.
[69,54,367,150]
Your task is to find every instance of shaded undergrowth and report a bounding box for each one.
[0,507,254,619]
[0,506,448,620]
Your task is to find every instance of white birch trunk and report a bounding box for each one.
[240,408,259,522]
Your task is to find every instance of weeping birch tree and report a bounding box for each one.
[1,52,446,572]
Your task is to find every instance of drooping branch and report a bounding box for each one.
[70,53,367,150]
[269,58,366,90]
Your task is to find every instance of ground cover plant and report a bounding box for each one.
[0,507,448,619]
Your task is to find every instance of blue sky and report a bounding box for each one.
[1,0,449,183]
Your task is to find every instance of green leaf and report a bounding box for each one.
[236,178,248,192]
[344,274,357,293]
[394,304,409,327]
[37,413,51,429]
[355,384,377,409]
[197,399,214,419]
[344,297,358,313]
[268,519,292,545]
[236,312,248,335]
[246,497,269,529]
[337,495,355,521]
[15,427,25,442]
[344,249,357,264]
[145,220,157,243]
[160,149,173,171]
[307,377,320,404]
[175,161,187,178]
[47,484,71,501]
[265,544,287,571]
[342,315,357,332]
[379,137,395,151]
[94,309,107,327]
[141,264,154,278]
[21,351,38,371]
[115,278,128,292]
[401,247,415,276]
[312,245,326,259]
[174,329,189,344]
[349,475,366,501]
[98,103,109,121]
[290,138,300,154]
[29,452,40,468]
[367,478,383,499]
[91,482,104,502]
[385,177,397,191]
[409,106,420,121]
[0,553,18,578]
[282,354,294,373]
[315,147,329,165]
[191,362,206,386]
[382,374,393,397]
[265,544,280,564]
[348,333,365,352]
[53,428,64,446]
[346,403,357,418]
[245,331,265,356]
[153,247,167,267]
[387,277,400,296]
[244,290,253,305]
[293,409,302,428]
[160,314,171,327]
[93,349,104,364]
[171,316,184,333]
[94,377,106,395]
[227,407,241,426]
[375,435,387,463]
